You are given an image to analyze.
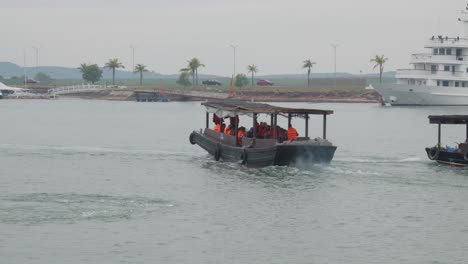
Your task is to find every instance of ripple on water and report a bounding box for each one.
[0,193,173,225]
[0,143,195,162]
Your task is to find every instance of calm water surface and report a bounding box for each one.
[1,100,468,264]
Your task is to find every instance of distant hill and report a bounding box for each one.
[0,61,162,79]
[0,61,396,80]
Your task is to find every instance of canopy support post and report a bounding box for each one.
[323,114,327,140]
[274,113,277,141]
[466,124,468,143]
[235,115,239,145]
[305,114,309,139]
[206,112,209,129]
[288,113,291,125]
[438,123,441,149]
[253,113,257,138]
[270,114,274,129]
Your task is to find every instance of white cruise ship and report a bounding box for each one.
[375,3,468,105]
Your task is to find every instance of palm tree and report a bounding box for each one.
[104,58,125,85]
[187,58,205,86]
[180,67,195,87]
[371,55,389,84]
[134,64,149,86]
[247,64,258,86]
[302,60,316,88]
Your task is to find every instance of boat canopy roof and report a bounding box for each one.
[202,101,334,116]
[429,115,468,124]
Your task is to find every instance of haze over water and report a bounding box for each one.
[1,100,468,263]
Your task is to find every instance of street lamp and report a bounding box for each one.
[229,44,238,77]
[32,46,39,77]
[23,48,28,89]
[130,44,136,79]
[330,43,339,87]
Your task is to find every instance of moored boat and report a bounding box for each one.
[189,101,337,167]
[426,115,468,166]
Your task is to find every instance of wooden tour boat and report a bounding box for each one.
[189,101,337,167]
[426,115,468,166]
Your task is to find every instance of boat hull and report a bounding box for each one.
[425,147,468,166]
[190,131,337,168]
[374,83,468,106]
[274,143,337,166]
[190,131,276,168]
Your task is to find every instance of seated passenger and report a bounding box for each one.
[214,123,221,132]
[287,123,298,141]
[237,127,246,145]
[247,127,254,138]
[224,124,233,135]
[230,116,238,127]
[213,114,220,124]
[221,123,226,133]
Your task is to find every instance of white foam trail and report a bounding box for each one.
[335,156,423,163]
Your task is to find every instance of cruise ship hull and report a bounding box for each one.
[374,83,468,106]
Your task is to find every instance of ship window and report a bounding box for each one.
[437,81,440,86]
[431,65,437,72]
[442,81,449,87]
[433,49,439,55]
[466,68,468,73]
[439,48,445,55]
[444,66,450,71]
[447,48,452,55]
[455,82,460,87]
[463,82,466,87]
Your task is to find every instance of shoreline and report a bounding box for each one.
[58,89,381,103]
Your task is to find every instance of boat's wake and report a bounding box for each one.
[0,193,173,225]
[334,156,423,164]
[0,143,197,161]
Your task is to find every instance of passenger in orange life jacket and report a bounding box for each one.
[214,123,221,132]
[237,127,246,145]
[287,123,298,141]
[224,124,234,135]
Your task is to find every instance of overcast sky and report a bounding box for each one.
[1,0,467,76]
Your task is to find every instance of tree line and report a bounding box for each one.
[176,55,388,88]
[7,55,387,87]
[78,58,148,86]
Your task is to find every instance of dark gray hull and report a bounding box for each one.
[191,131,276,167]
[425,147,468,166]
[274,144,337,166]
[190,131,336,168]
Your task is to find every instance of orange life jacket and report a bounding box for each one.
[287,127,298,140]
[214,124,221,132]
[224,127,232,135]
[237,130,245,144]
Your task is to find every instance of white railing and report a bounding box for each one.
[410,54,468,64]
[426,38,468,47]
[397,69,468,79]
[48,84,108,95]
